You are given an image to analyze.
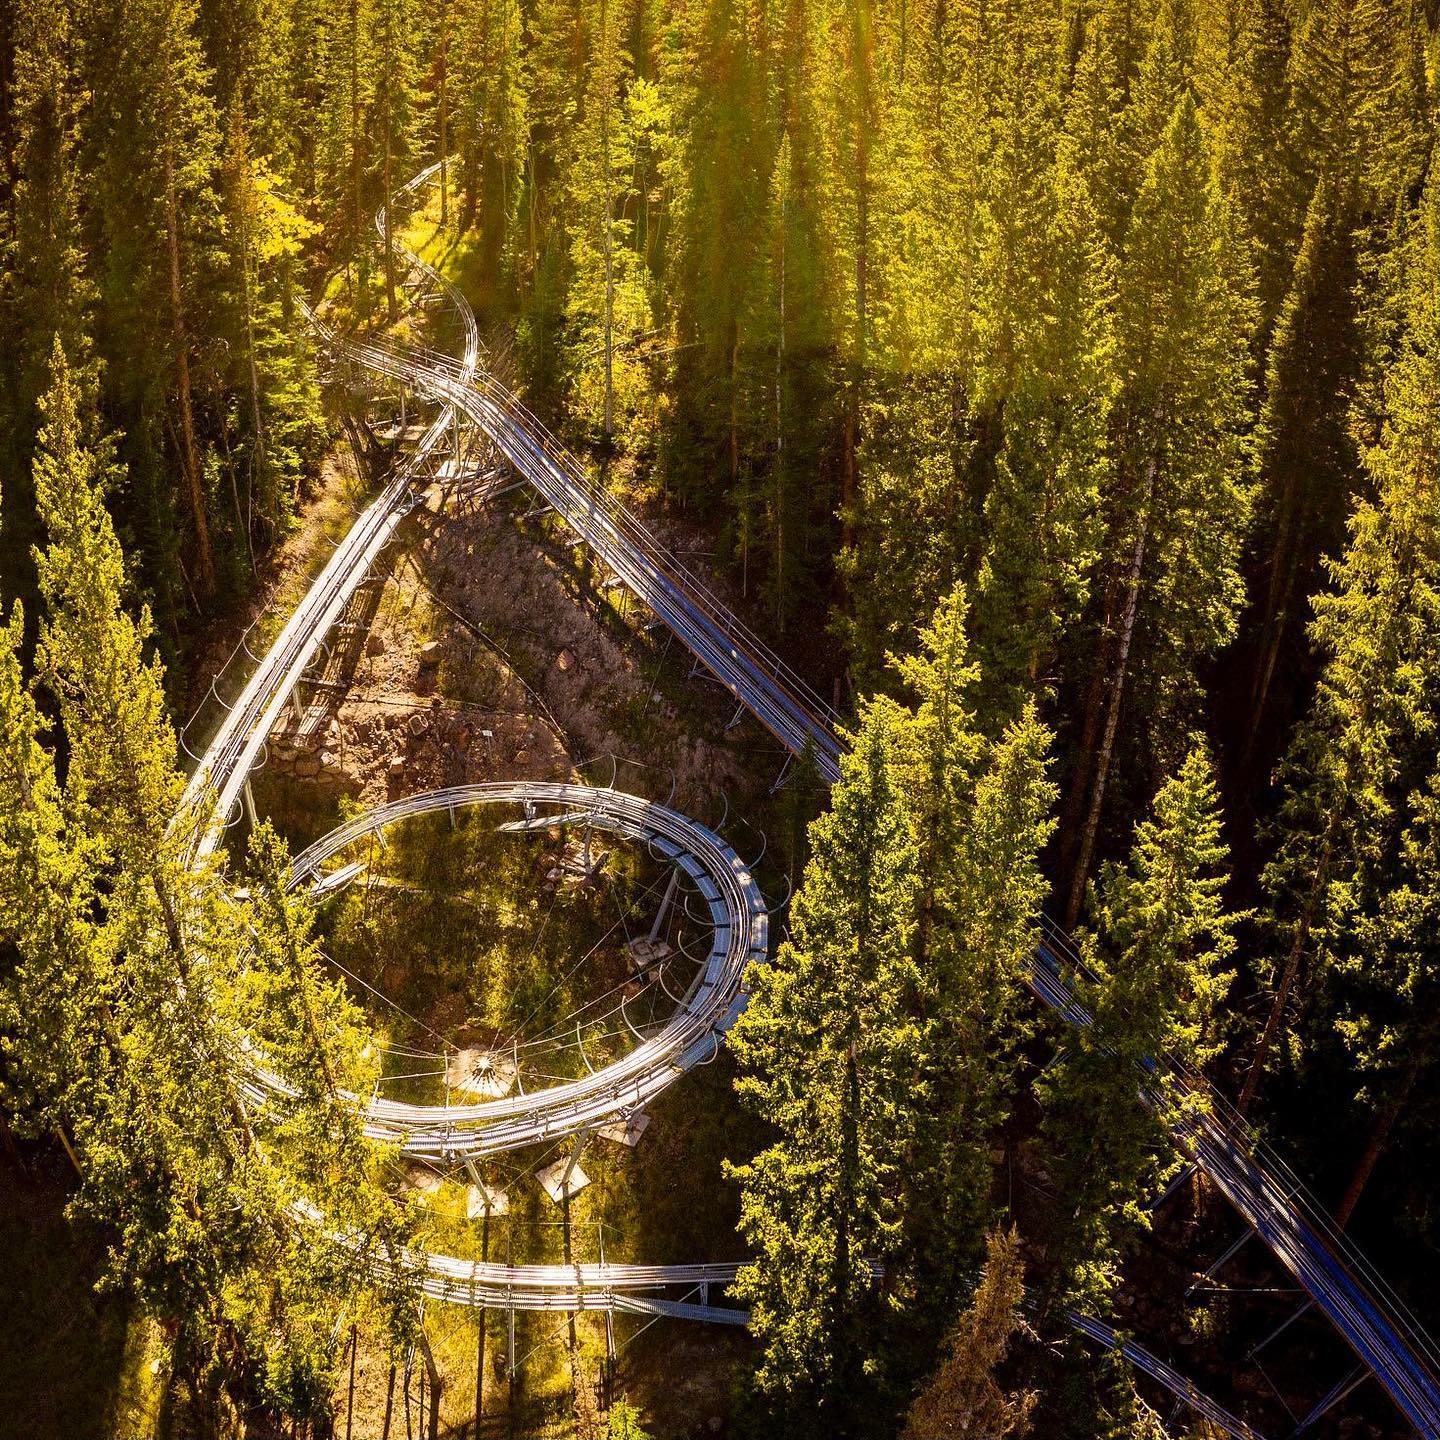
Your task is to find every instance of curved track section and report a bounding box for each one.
[284,782,766,1158]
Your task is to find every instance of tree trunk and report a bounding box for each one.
[1238,833,1332,1115]
[345,1327,358,1440]
[1336,1054,1422,1229]
[600,0,615,447]
[384,126,397,324]
[438,0,449,227]
[1057,580,1119,880]
[349,0,362,290]
[165,155,214,600]
[1244,475,1301,766]
[1065,459,1154,927]
[418,1329,443,1440]
[235,141,263,571]
[381,1361,395,1440]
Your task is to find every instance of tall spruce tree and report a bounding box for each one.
[1061,94,1254,924]
[727,697,921,1429]
[1244,166,1440,1116]
[14,341,406,1430]
[891,585,1056,1325]
[1039,746,1237,1315]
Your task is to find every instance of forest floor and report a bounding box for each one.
[0,1148,170,1440]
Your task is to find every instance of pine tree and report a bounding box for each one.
[1039,746,1237,1314]
[562,0,651,449]
[727,697,921,1427]
[21,341,405,1427]
[0,596,99,1139]
[1061,94,1255,924]
[84,0,226,610]
[1243,167,1440,1114]
[902,1228,1035,1440]
[971,141,1117,723]
[1193,0,1298,335]
[372,0,419,321]
[451,0,526,263]
[890,585,1056,1319]
[1,0,94,609]
[1328,765,1440,1225]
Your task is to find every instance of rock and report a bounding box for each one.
[318,749,337,771]
[365,632,385,656]
[294,754,320,779]
[407,713,429,738]
[419,640,443,667]
[388,757,406,779]
[453,724,471,751]
[555,649,574,673]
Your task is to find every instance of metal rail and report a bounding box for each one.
[275,782,766,1159]
[166,164,1440,1429]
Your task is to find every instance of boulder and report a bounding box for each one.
[365,632,386,656]
[419,640,443,667]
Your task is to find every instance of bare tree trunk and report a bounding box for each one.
[1239,834,1332,1115]
[1065,461,1154,927]
[381,1362,396,1440]
[418,1329,443,1440]
[384,126,397,324]
[234,134,263,571]
[1243,531,1302,770]
[773,188,786,630]
[600,0,615,446]
[345,1327,357,1440]
[1057,582,1116,867]
[438,0,450,226]
[165,156,215,600]
[1335,1063,1417,1229]
[349,0,362,296]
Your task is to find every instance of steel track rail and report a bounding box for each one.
[273,782,766,1158]
[167,164,1440,1425]
[328,174,1440,1431]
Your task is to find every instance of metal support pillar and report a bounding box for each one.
[648,868,681,945]
[769,752,794,796]
[1292,1367,1367,1436]
[561,1128,589,1190]
[1248,1298,1314,1360]
[725,699,746,733]
[1186,1230,1253,1296]
[290,687,305,725]
[242,778,257,830]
